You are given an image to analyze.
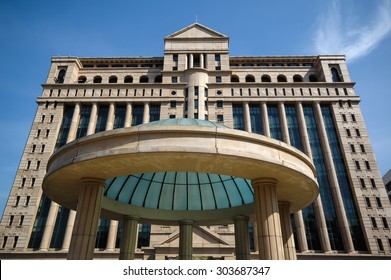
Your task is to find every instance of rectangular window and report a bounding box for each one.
[194,99,198,109]
[41,115,45,123]
[32,144,36,153]
[342,114,347,122]
[170,101,177,108]
[285,105,302,151]
[169,115,176,119]
[351,114,356,122]
[217,115,224,122]
[365,161,371,170]
[365,197,372,208]
[370,178,377,188]
[233,104,244,130]
[377,239,384,251]
[27,161,31,170]
[13,236,18,248]
[194,86,199,96]
[15,196,20,206]
[36,161,41,170]
[376,197,383,208]
[9,215,14,226]
[250,105,263,135]
[95,105,109,133]
[41,145,45,153]
[215,66,221,70]
[371,217,378,229]
[131,105,144,126]
[2,236,7,248]
[46,129,50,138]
[360,144,366,153]
[76,105,92,138]
[356,129,361,137]
[37,129,41,137]
[172,66,178,71]
[360,178,366,188]
[215,54,221,61]
[55,105,75,149]
[382,217,389,229]
[19,215,24,226]
[268,105,282,141]
[171,77,177,83]
[31,178,36,187]
[204,101,208,110]
[346,129,351,137]
[173,54,178,62]
[149,105,161,122]
[216,101,223,108]
[50,115,54,123]
[355,161,361,170]
[216,76,222,83]
[350,144,356,153]
[21,178,26,187]
[25,196,30,206]
[194,113,198,119]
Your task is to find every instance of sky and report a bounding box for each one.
[0,0,390,217]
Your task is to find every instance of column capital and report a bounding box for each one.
[80,177,106,187]
[252,177,277,187]
[233,215,249,222]
[124,215,140,222]
[179,220,194,225]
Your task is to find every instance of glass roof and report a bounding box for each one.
[104,172,254,211]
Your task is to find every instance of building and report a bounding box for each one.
[0,23,390,260]
[383,169,391,202]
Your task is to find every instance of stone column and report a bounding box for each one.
[39,201,59,250]
[142,102,150,124]
[252,178,284,260]
[234,216,250,260]
[313,102,355,253]
[252,221,259,254]
[105,103,115,131]
[40,103,81,251]
[106,220,119,252]
[278,102,290,144]
[184,54,188,70]
[200,54,204,68]
[296,102,331,253]
[61,210,76,250]
[67,178,106,260]
[86,103,98,135]
[293,211,308,252]
[279,202,297,260]
[189,54,194,68]
[124,103,132,128]
[119,216,139,260]
[179,220,193,260]
[261,102,270,137]
[243,102,251,133]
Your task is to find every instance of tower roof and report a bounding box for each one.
[165,22,228,39]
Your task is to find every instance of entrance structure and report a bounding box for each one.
[43,119,318,259]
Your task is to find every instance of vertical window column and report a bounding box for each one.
[86,103,98,136]
[143,102,150,124]
[105,103,115,131]
[298,102,331,252]
[278,102,290,144]
[124,103,132,128]
[314,102,355,253]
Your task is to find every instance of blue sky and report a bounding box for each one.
[0,0,390,216]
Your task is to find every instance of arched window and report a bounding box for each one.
[56,69,66,84]
[93,76,102,83]
[124,75,133,83]
[261,75,271,82]
[231,75,239,82]
[309,74,318,82]
[139,75,149,83]
[331,67,342,82]
[78,76,87,83]
[154,75,162,83]
[277,75,287,82]
[293,75,303,82]
[109,76,118,83]
[245,75,255,82]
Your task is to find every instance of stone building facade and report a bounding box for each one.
[0,23,390,260]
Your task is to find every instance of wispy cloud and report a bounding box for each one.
[314,0,391,62]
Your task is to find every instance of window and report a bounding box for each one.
[204,88,208,97]
[360,178,366,188]
[365,197,372,208]
[50,115,54,123]
[293,75,303,82]
[331,67,342,82]
[93,76,102,83]
[370,178,376,189]
[173,66,178,71]
[351,114,356,122]
[360,144,366,153]
[13,236,18,248]
[173,54,178,62]
[194,86,199,96]
[309,74,318,82]
[139,76,149,83]
[109,76,118,83]
[245,75,255,82]
[56,69,66,84]
[36,161,41,170]
[15,196,20,206]
[277,75,287,82]
[377,238,384,251]
[342,114,347,122]
[194,99,198,109]
[346,129,351,137]
[356,129,361,137]
[217,115,224,122]
[215,66,221,70]
[19,215,24,226]
[78,76,87,83]
[261,75,271,82]
[46,130,49,138]
[41,115,45,122]
[216,76,222,83]
[371,217,378,229]
[216,101,223,108]
[41,145,45,153]
[32,144,36,153]
[376,197,383,208]
[154,75,162,83]
[26,196,30,206]
[216,90,222,95]
[124,76,133,83]
[355,161,361,170]
[215,54,221,61]
[169,115,176,119]
[171,77,177,83]
[231,75,239,82]
[2,236,8,248]
[365,161,371,170]
[170,101,176,108]
[9,215,14,226]
[31,178,36,187]
[21,178,26,187]
[171,91,176,96]
[382,217,389,229]
[350,144,356,153]
[27,161,31,170]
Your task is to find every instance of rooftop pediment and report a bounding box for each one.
[165,23,228,39]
